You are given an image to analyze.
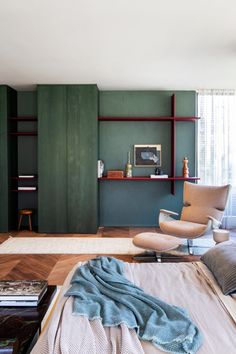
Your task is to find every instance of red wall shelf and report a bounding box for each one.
[10,116,37,121]
[99,177,200,181]
[10,190,37,193]
[11,177,37,180]
[174,117,199,122]
[98,94,200,195]
[98,116,200,122]
[10,132,37,136]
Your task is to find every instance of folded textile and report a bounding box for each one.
[65,256,202,354]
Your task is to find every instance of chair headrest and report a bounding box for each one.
[183,182,231,211]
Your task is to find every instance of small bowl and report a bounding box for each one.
[213,229,230,243]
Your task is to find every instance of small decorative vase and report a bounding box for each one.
[125,151,132,177]
[182,157,189,178]
[155,168,164,175]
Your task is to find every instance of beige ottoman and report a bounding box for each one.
[133,232,182,252]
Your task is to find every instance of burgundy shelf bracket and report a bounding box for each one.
[171,94,176,117]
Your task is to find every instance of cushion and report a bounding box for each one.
[160,220,207,239]
[201,241,236,295]
[183,182,230,210]
[181,206,223,225]
[181,182,230,225]
[133,232,182,252]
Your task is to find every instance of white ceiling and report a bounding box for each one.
[0,0,236,91]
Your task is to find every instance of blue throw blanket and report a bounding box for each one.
[65,257,202,354]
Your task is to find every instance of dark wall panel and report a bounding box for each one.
[67,86,98,233]
[38,86,68,232]
[0,86,17,231]
[0,87,9,231]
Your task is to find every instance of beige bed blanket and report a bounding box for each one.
[31,262,236,354]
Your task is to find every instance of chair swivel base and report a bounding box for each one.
[133,251,161,262]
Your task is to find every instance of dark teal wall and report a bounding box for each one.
[17,91,38,227]
[99,91,197,226]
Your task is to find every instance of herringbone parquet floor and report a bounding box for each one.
[0,227,155,285]
[0,227,235,285]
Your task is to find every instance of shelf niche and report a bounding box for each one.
[98,94,199,195]
[10,110,38,229]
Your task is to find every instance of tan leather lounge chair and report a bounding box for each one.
[159,182,231,253]
[133,182,231,259]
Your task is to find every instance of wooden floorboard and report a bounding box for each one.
[0,234,9,245]
[0,255,20,278]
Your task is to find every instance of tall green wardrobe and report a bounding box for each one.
[38,85,98,233]
[0,86,17,231]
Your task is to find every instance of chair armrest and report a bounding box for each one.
[207,215,221,229]
[159,209,179,228]
[160,209,179,217]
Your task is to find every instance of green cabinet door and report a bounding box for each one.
[67,86,98,233]
[38,86,68,232]
[0,86,17,232]
[38,85,98,233]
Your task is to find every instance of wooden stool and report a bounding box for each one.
[18,209,33,231]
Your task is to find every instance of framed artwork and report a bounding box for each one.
[134,144,161,167]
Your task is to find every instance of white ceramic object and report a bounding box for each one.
[213,229,230,243]
[97,160,104,178]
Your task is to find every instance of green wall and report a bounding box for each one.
[16,89,197,229]
[99,91,197,226]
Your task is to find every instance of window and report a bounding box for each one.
[198,90,236,228]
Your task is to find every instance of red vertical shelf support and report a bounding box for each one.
[171,94,176,195]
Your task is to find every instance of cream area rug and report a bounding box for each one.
[0,237,144,254]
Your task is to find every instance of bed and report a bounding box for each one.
[31,260,236,354]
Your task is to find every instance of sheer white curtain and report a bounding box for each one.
[198,90,236,228]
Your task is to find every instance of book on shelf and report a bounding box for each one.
[18,175,36,178]
[150,174,169,178]
[0,338,19,353]
[18,187,37,190]
[0,300,40,307]
[0,280,48,306]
